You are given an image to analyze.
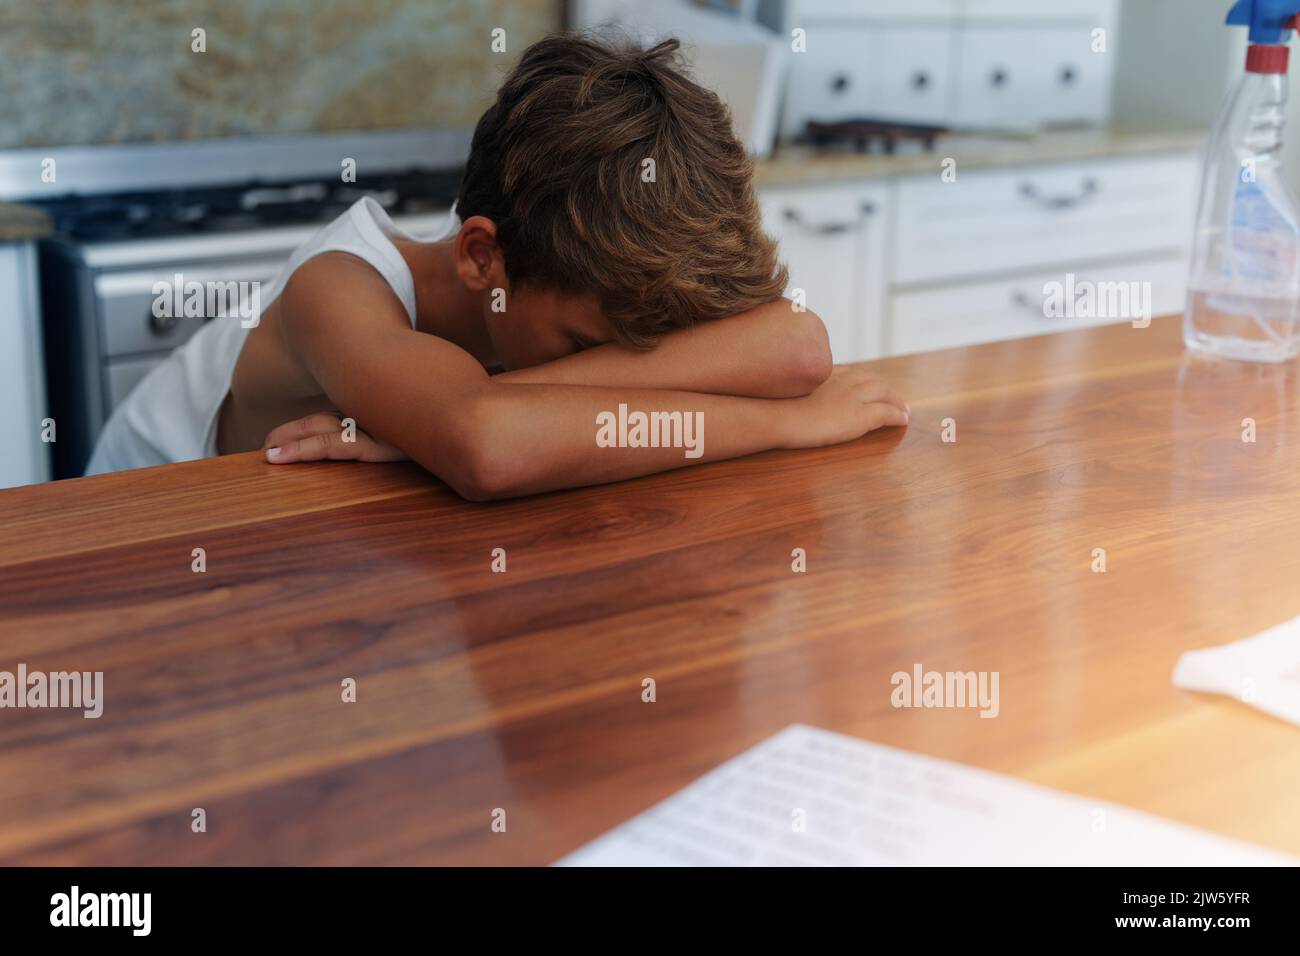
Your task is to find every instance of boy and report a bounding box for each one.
[87,35,907,499]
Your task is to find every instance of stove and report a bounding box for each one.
[27,168,463,244]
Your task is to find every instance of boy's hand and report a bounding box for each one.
[781,366,909,450]
[263,412,408,464]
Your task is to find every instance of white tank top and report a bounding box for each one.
[85,197,456,475]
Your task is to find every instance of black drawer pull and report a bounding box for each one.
[782,201,876,236]
[1018,177,1099,210]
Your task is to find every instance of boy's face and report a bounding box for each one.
[454,215,615,369]
[483,285,614,370]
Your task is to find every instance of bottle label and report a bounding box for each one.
[1225,177,1300,292]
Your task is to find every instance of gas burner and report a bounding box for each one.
[28,168,463,243]
[803,118,949,154]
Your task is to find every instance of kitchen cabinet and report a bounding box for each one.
[963,0,1116,22]
[791,0,1111,24]
[759,151,1198,361]
[789,0,961,22]
[0,241,49,488]
[758,181,891,362]
[777,23,958,136]
[779,0,1117,134]
[955,25,1111,128]
[889,253,1189,355]
[890,153,1196,355]
[893,153,1198,286]
[780,20,960,135]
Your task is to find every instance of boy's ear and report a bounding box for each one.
[454,215,505,292]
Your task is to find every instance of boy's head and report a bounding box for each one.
[453,33,787,369]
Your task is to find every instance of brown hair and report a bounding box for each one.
[455,34,787,347]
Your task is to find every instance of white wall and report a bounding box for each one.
[1110,0,1243,132]
[1111,0,1300,191]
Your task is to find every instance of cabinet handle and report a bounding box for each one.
[1017,177,1099,210]
[1008,290,1071,319]
[148,309,180,336]
[1010,290,1055,317]
[1012,283,1091,318]
[782,201,876,236]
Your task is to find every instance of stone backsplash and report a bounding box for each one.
[0,0,561,149]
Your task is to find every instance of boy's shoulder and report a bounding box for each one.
[279,252,414,340]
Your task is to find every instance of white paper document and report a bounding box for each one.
[558,725,1295,866]
[1173,613,1300,726]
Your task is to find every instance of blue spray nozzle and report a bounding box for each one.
[1227,0,1300,44]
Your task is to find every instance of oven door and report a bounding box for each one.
[45,255,286,478]
[95,258,283,401]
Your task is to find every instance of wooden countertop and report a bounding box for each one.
[2,315,1298,864]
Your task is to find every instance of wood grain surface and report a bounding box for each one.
[2,315,1298,864]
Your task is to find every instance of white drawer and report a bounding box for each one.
[872,27,957,125]
[893,153,1197,285]
[1023,27,1111,125]
[952,28,1044,128]
[781,27,880,139]
[888,254,1189,355]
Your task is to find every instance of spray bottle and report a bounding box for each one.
[1185,0,1300,362]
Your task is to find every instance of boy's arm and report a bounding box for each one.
[276,256,905,501]
[494,299,833,399]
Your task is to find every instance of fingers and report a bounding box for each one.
[262,412,344,450]
[833,367,909,415]
[266,430,366,464]
[846,378,908,418]
[262,413,407,464]
[865,383,909,415]
[860,380,908,415]
[865,402,909,431]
